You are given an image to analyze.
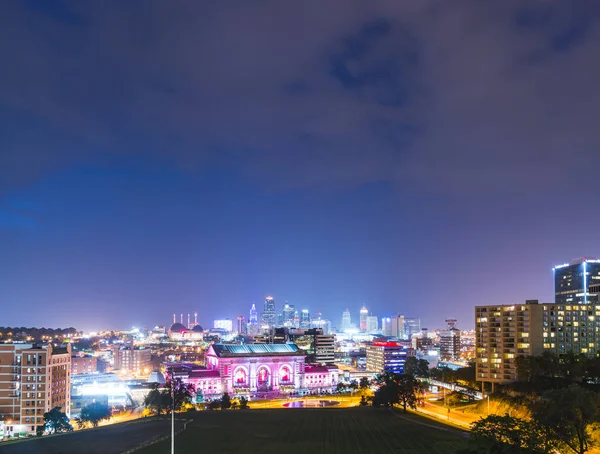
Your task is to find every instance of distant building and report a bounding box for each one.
[359,306,368,332]
[283,304,295,327]
[391,314,405,339]
[476,300,544,389]
[381,317,392,336]
[311,317,332,334]
[261,296,277,329]
[300,309,311,329]
[113,346,151,375]
[248,303,259,335]
[365,341,407,374]
[71,355,98,375]
[440,319,461,362]
[214,319,233,332]
[0,343,71,436]
[168,314,203,340]
[341,309,352,332]
[404,318,421,339]
[366,315,378,333]
[237,316,247,335]
[413,328,433,352]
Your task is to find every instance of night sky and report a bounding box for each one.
[2,1,600,332]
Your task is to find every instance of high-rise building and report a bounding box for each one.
[213,319,234,332]
[359,306,368,332]
[311,315,332,334]
[248,303,259,335]
[391,314,405,339]
[261,296,277,329]
[300,309,311,329]
[237,316,247,335]
[440,319,461,361]
[365,341,407,374]
[544,258,600,356]
[404,317,421,339]
[283,303,295,327]
[71,355,98,375]
[366,315,378,333]
[113,346,151,374]
[341,309,352,332]
[0,343,71,436]
[475,301,544,389]
[314,333,335,365]
[381,317,392,336]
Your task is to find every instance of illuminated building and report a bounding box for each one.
[248,303,259,335]
[440,319,461,362]
[341,309,352,332]
[283,304,295,327]
[544,258,600,355]
[0,343,71,436]
[404,318,421,339]
[366,315,378,333]
[213,319,233,332]
[359,306,368,332]
[261,296,277,329]
[475,301,543,389]
[381,317,392,336]
[291,329,335,365]
[70,373,131,415]
[71,355,98,375]
[300,309,310,329]
[302,366,339,391]
[113,346,151,375]
[311,317,332,334]
[365,341,407,374]
[237,316,247,335]
[168,313,203,340]
[391,314,405,339]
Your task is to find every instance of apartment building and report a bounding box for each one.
[0,343,71,436]
[475,301,543,390]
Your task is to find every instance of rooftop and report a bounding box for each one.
[210,343,304,357]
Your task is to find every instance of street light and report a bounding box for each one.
[171,379,175,454]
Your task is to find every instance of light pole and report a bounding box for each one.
[171,380,175,454]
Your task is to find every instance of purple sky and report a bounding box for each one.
[1,0,600,331]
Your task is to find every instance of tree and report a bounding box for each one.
[372,373,422,412]
[404,357,418,376]
[416,359,430,379]
[239,396,249,410]
[336,382,346,393]
[533,385,600,454]
[220,392,231,410]
[39,406,73,435]
[168,378,196,411]
[144,378,195,415]
[77,402,112,428]
[359,377,370,389]
[359,395,370,406]
[469,414,556,453]
[207,399,221,410]
[144,383,171,415]
[396,374,422,413]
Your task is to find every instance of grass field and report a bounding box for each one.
[139,408,468,454]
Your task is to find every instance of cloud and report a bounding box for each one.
[1,0,599,195]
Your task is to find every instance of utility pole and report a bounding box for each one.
[171,378,175,454]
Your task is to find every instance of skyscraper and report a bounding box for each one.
[381,317,392,336]
[261,296,277,329]
[300,309,311,329]
[283,303,295,327]
[404,317,421,339]
[248,303,259,335]
[341,309,351,332]
[440,319,461,362]
[237,316,247,335]
[359,306,368,332]
[544,257,600,355]
[366,315,378,333]
[391,314,405,339]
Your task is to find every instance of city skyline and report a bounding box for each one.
[2,1,600,331]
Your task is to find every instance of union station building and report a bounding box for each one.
[168,343,339,397]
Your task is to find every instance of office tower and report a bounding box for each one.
[300,309,311,329]
[248,303,259,335]
[381,317,392,336]
[475,300,544,389]
[283,303,295,327]
[544,258,600,356]
[391,314,405,339]
[359,306,368,331]
[366,315,378,333]
[113,346,152,374]
[440,319,461,362]
[311,318,332,334]
[365,340,407,374]
[414,328,433,351]
[214,319,234,332]
[237,316,247,335]
[0,343,71,435]
[261,296,277,329]
[314,333,335,365]
[341,309,352,332]
[404,317,421,339]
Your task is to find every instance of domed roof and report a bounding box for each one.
[192,325,204,332]
[170,322,187,332]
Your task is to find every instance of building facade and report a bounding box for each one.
[440,319,461,362]
[391,314,405,339]
[365,341,407,374]
[359,306,368,332]
[113,347,152,375]
[366,315,378,333]
[341,309,352,332]
[261,296,277,329]
[475,301,544,388]
[0,343,71,436]
[71,355,98,375]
